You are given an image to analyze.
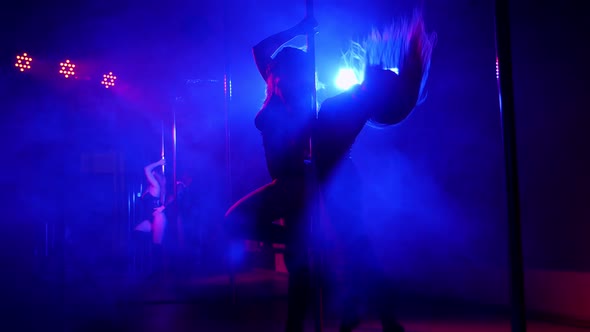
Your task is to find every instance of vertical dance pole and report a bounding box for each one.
[222,0,237,306]
[161,120,166,174]
[222,0,233,204]
[305,2,317,109]
[172,110,177,199]
[305,1,323,331]
[494,0,527,331]
[172,107,182,246]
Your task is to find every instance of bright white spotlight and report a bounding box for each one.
[335,68,360,91]
[101,72,117,88]
[15,53,32,72]
[59,59,76,78]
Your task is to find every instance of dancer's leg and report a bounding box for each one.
[321,165,364,331]
[368,263,404,332]
[227,177,309,331]
[152,212,166,244]
[225,179,290,243]
[284,210,311,332]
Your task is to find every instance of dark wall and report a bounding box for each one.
[510,0,590,271]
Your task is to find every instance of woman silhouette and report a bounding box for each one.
[314,13,436,332]
[225,17,317,332]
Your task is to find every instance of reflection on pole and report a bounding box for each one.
[161,120,166,175]
[223,0,233,205]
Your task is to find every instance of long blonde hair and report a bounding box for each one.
[342,11,437,106]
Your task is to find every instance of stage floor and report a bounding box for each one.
[33,268,586,332]
[9,270,590,332]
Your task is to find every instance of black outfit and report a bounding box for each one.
[141,192,161,222]
[140,192,165,277]
[255,97,311,181]
[226,96,313,332]
[315,87,404,332]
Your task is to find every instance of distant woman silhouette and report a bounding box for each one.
[134,158,167,276]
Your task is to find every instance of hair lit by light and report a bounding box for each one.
[387,67,399,74]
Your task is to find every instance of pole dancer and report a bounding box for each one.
[313,12,435,331]
[224,17,318,332]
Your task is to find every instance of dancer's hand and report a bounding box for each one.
[153,206,165,214]
[155,158,166,166]
[295,16,318,35]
